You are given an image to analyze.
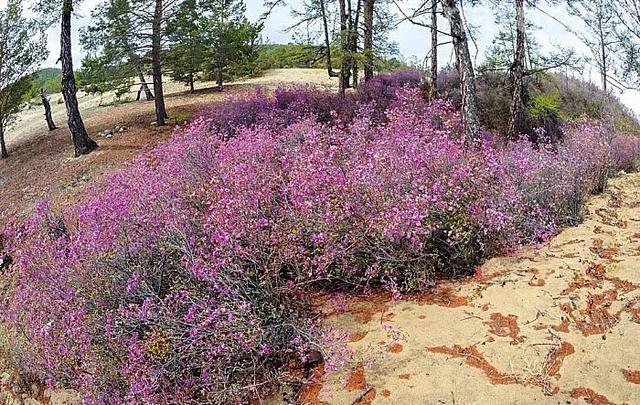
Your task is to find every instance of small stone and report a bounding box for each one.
[31,383,42,397]
[50,389,82,405]
[1,372,11,385]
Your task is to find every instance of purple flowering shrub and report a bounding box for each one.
[2,146,320,404]
[356,69,422,116]
[201,69,422,137]
[2,75,640,403]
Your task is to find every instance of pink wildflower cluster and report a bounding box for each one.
[1,74,639,403]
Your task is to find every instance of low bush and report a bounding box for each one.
[2,73,639,403]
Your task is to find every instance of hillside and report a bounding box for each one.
[248,43,407,74]
[0,69,338,221]
[23,68,63,101]
[1,69,639,405]
[437,69,640,137]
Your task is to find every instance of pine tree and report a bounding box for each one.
[566,0,616,91]
[80,0,154,102]
[166,0,207,93]
[201,0,261,91]
[0,0,48,158]
[441,0,481,142]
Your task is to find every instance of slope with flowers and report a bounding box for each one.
[1,71,639,404]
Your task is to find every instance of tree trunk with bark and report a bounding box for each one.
[152,0,167,125]
[320,0,340,79]
[363,0,375,82]
[338,0,352,95]
[129,51,154,101]
[138,70,154,101]
[0,125,7,159]
[508,0,526,140]
[351,0,362,88]
[61,0,97,156]
[40,89,56,131]
[441,0,480,142]
[599,15,608,92]
[430,0,438,98]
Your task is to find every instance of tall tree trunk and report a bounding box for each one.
[441,0,480,143]
[508,0,525,140]
[320,0,339,78]
[599,15,608,92]
[0,125,7,159]
[61,0,97,157]
[189,72,195,93]
[429,0,438,98]
[152,0,167,126]
[41,89,57,131]
[351,0,362,88]
[363,0,374,82]
[338,0,352,95]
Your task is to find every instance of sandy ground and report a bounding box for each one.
[5,69,338,151]
[302,173,640,405]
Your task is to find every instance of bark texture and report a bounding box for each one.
[338,0,352,95]
[152,0,167,125]
[508,0,526,140]
[363,0,375,82]
[0,126,7,159]
[351,0,362,87]
[41,89,57,131]
[137,70,154,101]
[61,0,98,156]
[429,0,438,98]
[320,0,340,80]
[441,0,480,142]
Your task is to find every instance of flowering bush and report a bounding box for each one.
[201,69,422,137]
[2,73,639,403]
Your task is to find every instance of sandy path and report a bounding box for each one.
[308,173,640,405]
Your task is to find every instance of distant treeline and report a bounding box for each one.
[23,68,62,102]
[242,43,407,75]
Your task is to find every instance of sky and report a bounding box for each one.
[3,0,639,114]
